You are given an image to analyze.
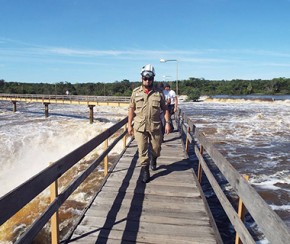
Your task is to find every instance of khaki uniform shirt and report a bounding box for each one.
[129,86,167,132]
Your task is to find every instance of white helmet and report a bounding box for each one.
[140,64,155,77]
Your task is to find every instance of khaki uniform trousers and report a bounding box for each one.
[134,127,162,167]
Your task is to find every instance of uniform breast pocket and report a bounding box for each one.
[151,98,161,122]
[135,97,144,113]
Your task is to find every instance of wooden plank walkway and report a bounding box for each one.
[68,128,221,244]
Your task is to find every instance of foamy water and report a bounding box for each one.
[0,102,128,197]
[1,97,289,242]
[180,97,290,229]
[0,101,128,243]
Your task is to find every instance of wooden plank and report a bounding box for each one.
[86,204,210,221]
[106,169,197,186]
[111,165,195,179]
[106,177,196,187]
[71,228,217,244]
[90,197,206,213]
[92,192,204,206]
[115,160,190,169]
[83,209,210,225]
[95,190,199,203]
[74,219,216,238]
[78,215,211,231]
[101,184,199,198]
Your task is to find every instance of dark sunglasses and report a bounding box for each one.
[142,76,153,81]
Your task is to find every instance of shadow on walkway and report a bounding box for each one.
[150,158,193,182]
[68,151,148,243]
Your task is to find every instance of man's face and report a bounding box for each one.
[142,76,154,88]
[165,86,170,91]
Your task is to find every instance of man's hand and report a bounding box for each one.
[165,123,171,134]
[127,124,134,136]
[127,106,135,136]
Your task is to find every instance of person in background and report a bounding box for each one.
[157,82,165,137]
[127,65,171,183]
[163,84,178,131]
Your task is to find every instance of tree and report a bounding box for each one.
[0,79,5,92]
[1,77,289,96]
[247,83,253,94]
[186,88,201,102]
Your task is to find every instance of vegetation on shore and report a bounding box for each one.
[0,77,289,101]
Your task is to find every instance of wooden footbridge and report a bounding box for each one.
[1,102,290,243]
[68,129,221,244]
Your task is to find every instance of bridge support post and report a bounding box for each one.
[88,105,95,124]
[12,101,17,112]
[44,103,50,118]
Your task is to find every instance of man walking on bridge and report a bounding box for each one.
[128,64,171,183]
[163,83,178,132]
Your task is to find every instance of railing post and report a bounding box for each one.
[185,119,191,154]
[235,174,250,244]
[50,165,59,244]
[176,109,181,132]
[197,145,204,183]
[103,139,108,176]
[123,124,127,149]
[180,112,185,137]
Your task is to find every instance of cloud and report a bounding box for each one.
[47,47,124,56]
[1,37,290,69]
[261,62,290,67]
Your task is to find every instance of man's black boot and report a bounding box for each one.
[150,157,157,171]
[142,165,150,183]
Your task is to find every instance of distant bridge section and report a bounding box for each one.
[0,93,131,123]
[0,93,130,106]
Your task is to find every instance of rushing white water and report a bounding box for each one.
[0,101,128,197]
[0,96,289,243]
[180,96,290,228]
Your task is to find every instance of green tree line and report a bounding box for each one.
[0,77,289,97]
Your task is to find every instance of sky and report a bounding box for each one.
[1,0,290,84]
